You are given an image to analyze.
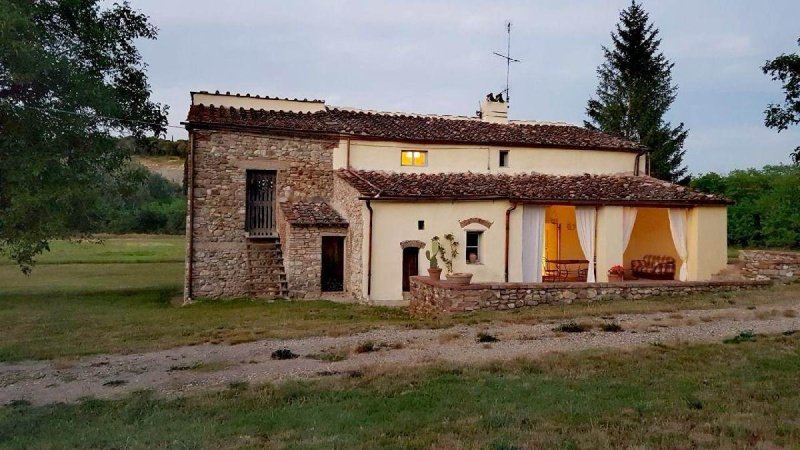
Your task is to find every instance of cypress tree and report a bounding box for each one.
[586,1,688,183]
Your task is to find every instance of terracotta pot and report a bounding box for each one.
[445,272,473,285]
[607,273,624,283]
[428,268,443,281]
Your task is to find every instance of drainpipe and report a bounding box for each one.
[504,202,519,282]
[366,200,374,297]
[185,132,196,303]
[345,137,351,169]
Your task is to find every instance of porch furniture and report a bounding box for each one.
[545,259,589,282]
[543,260,566,282]
[631,255,676,280]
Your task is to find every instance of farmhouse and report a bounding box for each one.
[183,91,730,304]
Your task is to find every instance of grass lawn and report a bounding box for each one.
[1,236,797,361]
[0,234,185,265]
[2,333,799,448]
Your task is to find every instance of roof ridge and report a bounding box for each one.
[191,90,324,103]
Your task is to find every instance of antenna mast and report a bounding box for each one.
[493,21,520,105]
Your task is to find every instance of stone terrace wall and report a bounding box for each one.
[409,277,771,317]
[740,250,800,281]
[188,129,337,298]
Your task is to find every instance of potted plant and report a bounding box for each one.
[608,265,625,282]
[425,237,443,281]
[468,252,479,264]
[440,233,473,285]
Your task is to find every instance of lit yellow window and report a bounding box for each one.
[401,150,427,166]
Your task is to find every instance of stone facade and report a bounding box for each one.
[740,250,800,281]
[408,276,771,317]
[187,129,340,298]
[330,176,367,300]
[282,225,348,298]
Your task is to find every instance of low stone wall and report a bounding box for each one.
[409,276,771,317]
[740,250,800,281]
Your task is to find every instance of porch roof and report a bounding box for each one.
[280,200,348,227]
[336,169,732,206]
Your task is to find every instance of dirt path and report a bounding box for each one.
[2,302,799,406]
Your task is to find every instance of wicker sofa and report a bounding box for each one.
[631,255,676,280]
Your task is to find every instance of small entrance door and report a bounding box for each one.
[321,236,345,292]
[402,247,419,292]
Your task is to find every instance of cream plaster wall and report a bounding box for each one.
[366,201,727,302]
[191,92,326,113]
[369,200,519,302]
[596,206,624,282]
[687,206,728,281]
[337,140,640,175]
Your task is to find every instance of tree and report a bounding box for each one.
[585,1,688,183]
[0,0,167,272]
[762,38,800,163]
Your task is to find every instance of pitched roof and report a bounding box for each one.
[279,200,348,227]
[186,104,644,152]
[336,169,731,206]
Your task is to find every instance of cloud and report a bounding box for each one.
[133,0,800,173]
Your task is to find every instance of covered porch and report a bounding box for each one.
[516,203,728,284]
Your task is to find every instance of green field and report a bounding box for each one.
[0,234,185,266]
[2,333,799,449]
[1,236,799,448]
[0,236,795,361]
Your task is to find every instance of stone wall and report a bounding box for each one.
[409,277,771,317]
[331,176,366,301]
[187,129,338,298]
[740,250,800,281]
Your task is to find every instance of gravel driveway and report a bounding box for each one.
[2,302,798,406]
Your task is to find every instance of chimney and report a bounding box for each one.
[479,92,508,123]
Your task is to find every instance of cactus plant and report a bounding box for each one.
[424,237,440,269]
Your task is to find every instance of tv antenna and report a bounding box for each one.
[493,21,520,105]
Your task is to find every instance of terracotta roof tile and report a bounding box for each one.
[280,200,348,227]
[336,170,731,206]
[186,104,643,152]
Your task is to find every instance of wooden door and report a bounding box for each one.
[246,170,276,236]
[402,247,419,292]
[321,236,345,292]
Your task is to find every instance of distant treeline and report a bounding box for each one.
[691,165,800,249]
[117,136,189,157]
[89,162,185,235]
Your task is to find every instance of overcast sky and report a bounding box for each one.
[133,0,799,174]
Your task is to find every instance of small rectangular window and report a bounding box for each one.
[401,150,427,166]
[418,220,425,230]
[499,150,509,167]
[465,231,482,263]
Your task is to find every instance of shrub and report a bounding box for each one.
[554,322,590,333]
[723,330,756,344]
[477,332,499,342]
[270,348,298,360]
[355,341,378,353]
[601,323,624,332]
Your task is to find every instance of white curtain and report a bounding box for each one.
[623,207,638,251]
[668,208,689,281]
[522,205,545,282]
[575,206,597,283]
